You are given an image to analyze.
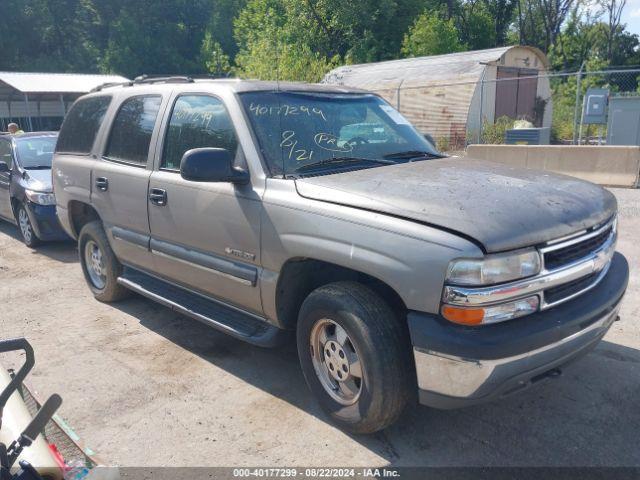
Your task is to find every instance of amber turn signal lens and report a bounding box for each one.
[441,305,485,325]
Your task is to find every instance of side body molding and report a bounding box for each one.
[150,238,258,286]
[111,226,150,249]
[109,225,258,287]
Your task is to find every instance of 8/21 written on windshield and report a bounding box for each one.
[280,130,354,162]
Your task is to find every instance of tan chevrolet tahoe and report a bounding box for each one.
[52,76,628,433]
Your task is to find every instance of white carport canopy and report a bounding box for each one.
[0,71,129,131]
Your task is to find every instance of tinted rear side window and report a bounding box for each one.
[105,95,162,165]
[56,96,111,155]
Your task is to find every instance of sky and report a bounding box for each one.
[625,0,640,34]
[582,0,640,35]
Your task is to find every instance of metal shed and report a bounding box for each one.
[607,96,640,146]
[0,72,129,132]
[323,46,551,150]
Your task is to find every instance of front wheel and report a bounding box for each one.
[78,221,130,302]
[297,281,412,434]
[16,203,41,248]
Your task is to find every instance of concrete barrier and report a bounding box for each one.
[466,145,640,188]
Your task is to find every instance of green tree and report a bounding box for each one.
[480,0,517,45]
[201,32,232,76]
[235,36,339,81]
[0,0,99,72]
[233,0,339,81]
[233,0,428,81]
[205,0,247,60]
[515,0,579,54]
[456,1,496,49]
[550,10,640,70]
[100,0,212,77]
[401,9,465,57]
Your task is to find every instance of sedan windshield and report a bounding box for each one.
[15,136,57,169]
[239,92,441,177]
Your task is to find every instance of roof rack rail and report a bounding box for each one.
[132,75,195,85]
[90,81,133,92]
[187,74,236,80]
[90,75,196,93]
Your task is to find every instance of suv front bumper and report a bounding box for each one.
[408,252,628,409]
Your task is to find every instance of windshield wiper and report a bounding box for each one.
[294,156,395,173]
[383,150,444,160]
[23,165,51,170]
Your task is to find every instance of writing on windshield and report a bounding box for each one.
[249,102,327,122]
[240,92,437,176]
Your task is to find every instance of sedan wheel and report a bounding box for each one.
[18,208,32,243]
[17,205,40,247]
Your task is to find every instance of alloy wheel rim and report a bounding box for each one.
[84,240,107,289]
[18,208,32,243]
[309,318,363,405]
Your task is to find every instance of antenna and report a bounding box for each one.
[273,16,280,90]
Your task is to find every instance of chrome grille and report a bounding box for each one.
[539,217,617,308]
[544,271,600,305]
[543,225,613,271]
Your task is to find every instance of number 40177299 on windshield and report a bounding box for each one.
[249,103,327,121]
[280,130,314,162]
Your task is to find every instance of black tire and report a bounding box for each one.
[15,203,41,248]
[297,281,412,434]
[78,220,130,302]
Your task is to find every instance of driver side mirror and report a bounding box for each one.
[0,161,9,173]
[180,148,249,184]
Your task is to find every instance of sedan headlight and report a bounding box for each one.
[25,189,56,206]
[446,248,541,286]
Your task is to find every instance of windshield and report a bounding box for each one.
[15,136,57,169]
[239,92,441,176]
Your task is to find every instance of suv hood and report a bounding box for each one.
[20,169,53,193]
[294,157,617,253]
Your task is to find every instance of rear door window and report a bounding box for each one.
[55,96,112,155]
[105,95,162,166]
[161,95,238,171]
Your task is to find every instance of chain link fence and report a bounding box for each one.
[390,67,640,152]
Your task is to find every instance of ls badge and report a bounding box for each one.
[225,247,256,261]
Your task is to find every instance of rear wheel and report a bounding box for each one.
[297,281,412,434]
[78,221,130,302]
[16,203,40,248]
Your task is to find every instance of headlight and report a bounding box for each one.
[25,189,56,205]
[446,248,541,286]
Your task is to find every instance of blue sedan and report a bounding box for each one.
[0,132,69,247]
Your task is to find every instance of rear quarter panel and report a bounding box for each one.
[51,154,96,238]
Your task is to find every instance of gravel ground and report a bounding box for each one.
[0,188,638,467]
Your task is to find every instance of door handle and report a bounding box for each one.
[149,188,167,206]
[95,177,109,191]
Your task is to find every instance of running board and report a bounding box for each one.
[117,268,287,347]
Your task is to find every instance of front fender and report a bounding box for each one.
[260,180,482,320]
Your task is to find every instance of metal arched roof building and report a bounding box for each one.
[323,46,551,150]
